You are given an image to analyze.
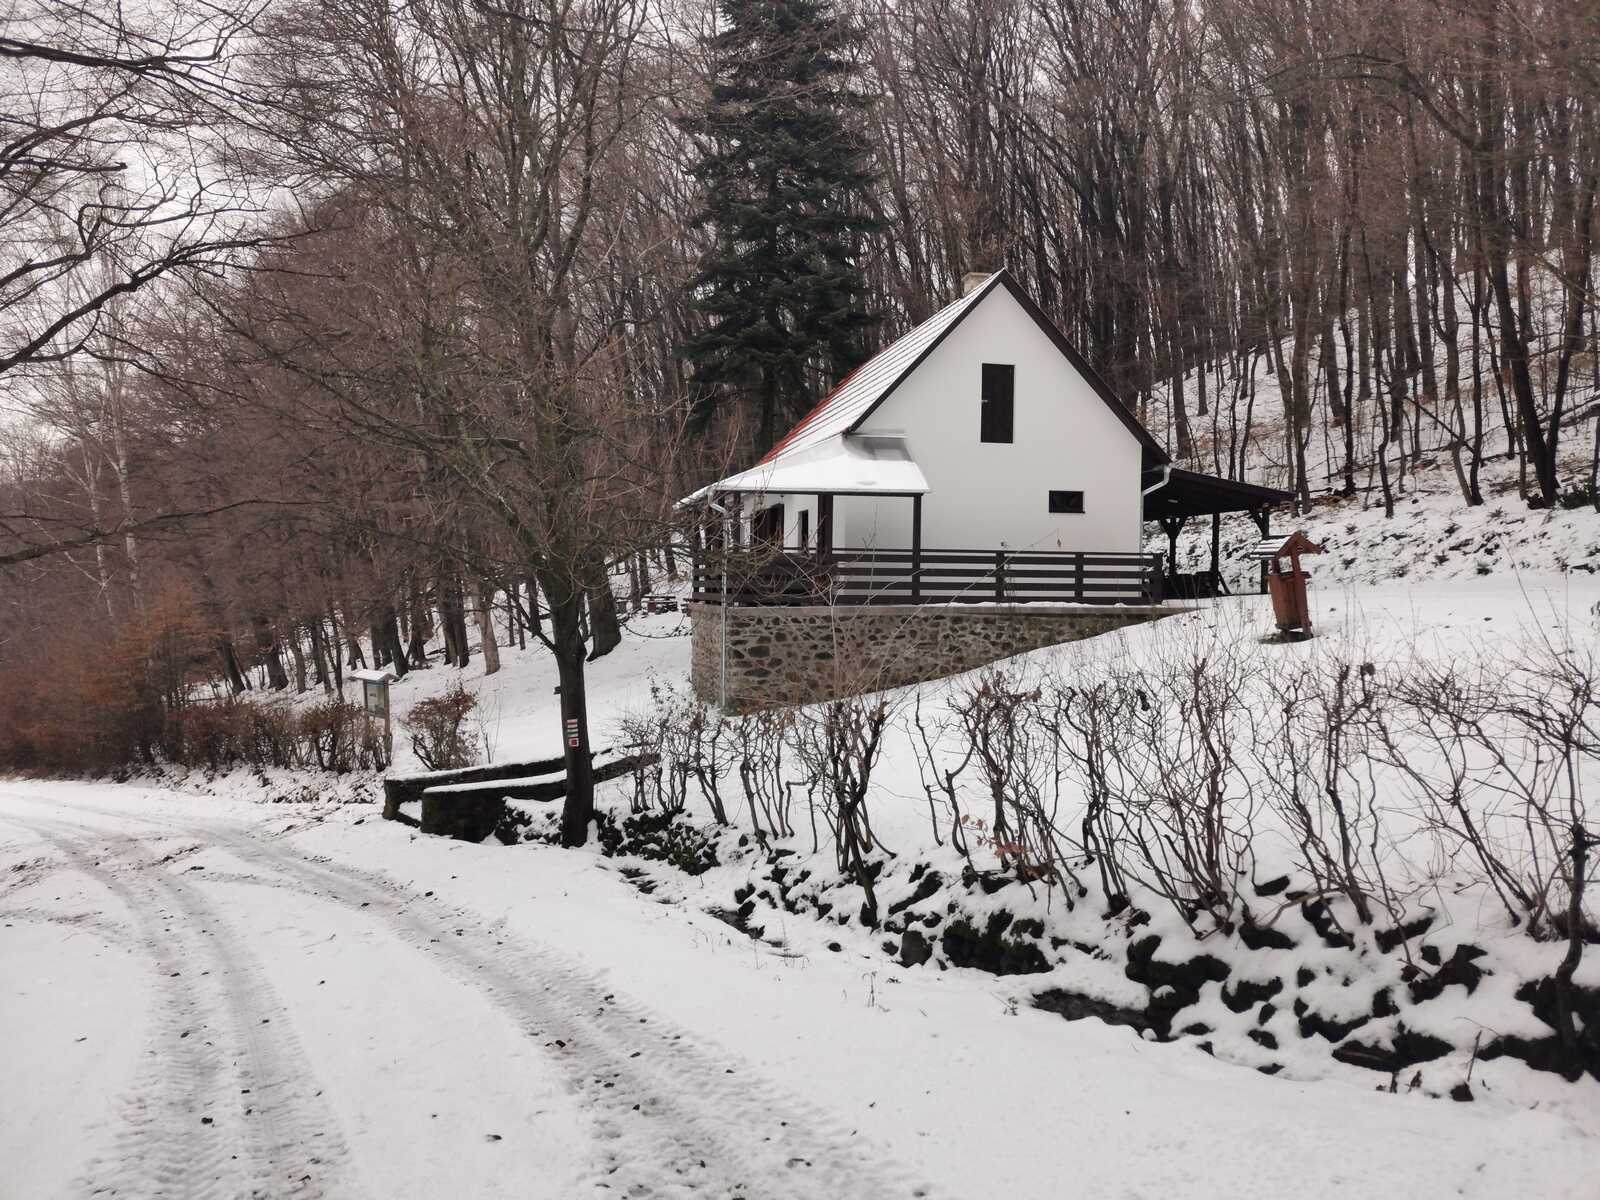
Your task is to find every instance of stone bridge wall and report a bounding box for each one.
[688,602,1168,710]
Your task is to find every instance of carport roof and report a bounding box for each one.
[1142,468,1294,519]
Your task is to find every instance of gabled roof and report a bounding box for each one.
[757,272,1003,465]
[760,268,1168,471]
[685,269,1168,506]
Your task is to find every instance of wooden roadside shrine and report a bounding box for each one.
[1250,531,1326,638]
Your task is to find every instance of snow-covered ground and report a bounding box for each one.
[3,775,1597,1200]
[5,572,1600,1199]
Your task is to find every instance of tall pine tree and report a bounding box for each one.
[680,0,883,450]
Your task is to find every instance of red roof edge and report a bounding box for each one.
[758,362,867,465]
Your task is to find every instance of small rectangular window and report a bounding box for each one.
[980,363,1014,443]
[1049,490,1084,514]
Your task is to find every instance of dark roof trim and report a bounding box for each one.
[993,274,1168,463]
[1142,467,1295,518]
[844,268,1170,465]
[838,270,1008,438]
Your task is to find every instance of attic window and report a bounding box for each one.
[980,364,1014,443]
[1048,490,1084,514]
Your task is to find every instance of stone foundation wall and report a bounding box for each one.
[689,602,1168,709]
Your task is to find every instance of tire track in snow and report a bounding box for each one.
[7,799,933,1198]
[15,819,354,1200]
[199,821,934,1200]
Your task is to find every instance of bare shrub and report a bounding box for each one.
[616,701,672,814]
[1379,637,1598,937]
[616,685,729,820]
[788,693,894,926]
[909,689,977,860]
[1250,658,1392,932]
[1050,674,1142,915]
[402,682,480,772]
[682,704,734,826]
[947,668,1085,901]
[1067,643,1261,935]
[735,708,796,844]
[300,700,363,772]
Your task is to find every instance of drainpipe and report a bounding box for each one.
[1141,464,1172,498]
[1141,465,1172,600]
[707,495,732,708]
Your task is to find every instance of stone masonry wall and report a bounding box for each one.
[689,602,1167,710]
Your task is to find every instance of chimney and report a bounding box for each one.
[961,269,994,296]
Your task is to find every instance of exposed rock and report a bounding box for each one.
[1376,914,1435,953]
[1034,988,1153,1033]
[888,871,943,916]
[1221,976,1283,1014]
[941,912,1050,976]
[1407,943,1488,1004]
[1295,1003,1370,1044]
[1331,1029,1453,1073]
[1238,921,1296,951]
[900,929,933,968]
[1300,899,1355,949]
[1248,1029,1279,1051]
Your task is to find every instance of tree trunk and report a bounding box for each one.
[217,638,249,694]
[476,581,501,675]
[585,559,622,661]
[328,603,346,687]
[308,617,333,695]
[543,576,595,848]
[406,594,431,668]
[288,628,308,694]
[524,576,541,637]
[255,617,290,690]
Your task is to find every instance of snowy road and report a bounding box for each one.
[5,780,1600,1199]
[0,789,927,1200]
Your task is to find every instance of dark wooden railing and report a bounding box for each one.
[692,547,1164,607]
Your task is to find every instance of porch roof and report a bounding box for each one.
[682,434,929,504]
[1141,467,1293,519]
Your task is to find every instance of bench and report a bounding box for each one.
[384,750,657,842]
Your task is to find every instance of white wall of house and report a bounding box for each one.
[835,286,1145,554]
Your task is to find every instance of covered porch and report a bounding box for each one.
[688,438,1164,606]
[1140,468,1296,597]
[684,441,1288,609]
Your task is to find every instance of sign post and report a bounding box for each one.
[349,668,396,763]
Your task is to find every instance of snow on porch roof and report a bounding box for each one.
[683,434,929,503]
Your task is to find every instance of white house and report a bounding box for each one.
[687,269,1289,607]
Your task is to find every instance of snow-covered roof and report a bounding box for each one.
[692,433,929,498]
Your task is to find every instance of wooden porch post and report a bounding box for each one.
[1252,507,1271,594]
[816,493,834,557]
[1210,511,1222,583]
[1158,514,1187,583]
[911,493,923,602]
